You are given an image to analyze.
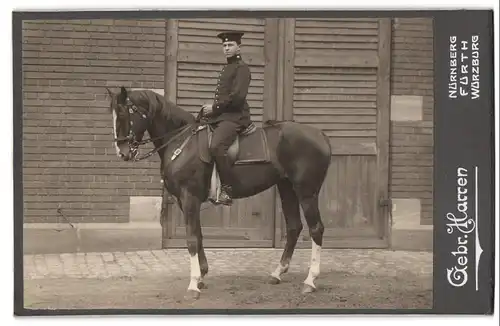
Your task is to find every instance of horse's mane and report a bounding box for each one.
[129,89,195,129]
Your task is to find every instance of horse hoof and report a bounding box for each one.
[185,290,200,300]
[302,284,316,294]
[198,281,207,289]
[268,276,281,285]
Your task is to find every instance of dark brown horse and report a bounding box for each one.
[105,86,332,299]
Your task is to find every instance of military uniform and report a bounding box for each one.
[205,31,252,205]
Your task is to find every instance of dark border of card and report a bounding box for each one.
[12,9,495,316]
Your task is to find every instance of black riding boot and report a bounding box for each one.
[215,154,236,206]
[218,184,233,206]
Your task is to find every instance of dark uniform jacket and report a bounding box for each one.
[205,54,252,128]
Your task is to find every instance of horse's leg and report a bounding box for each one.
[269,179,303,284]
[196,223,208,289]
[299,193,324,293]
[160,186,209,287]
[179,188,203,299]
[160,185,169,229]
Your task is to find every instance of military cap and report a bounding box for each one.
[217,31,244,44]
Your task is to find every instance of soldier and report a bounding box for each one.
[202,31,252,205]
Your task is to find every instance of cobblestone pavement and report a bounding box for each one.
[23,248,432,280]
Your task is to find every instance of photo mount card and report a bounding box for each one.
[433,10,495,314]
[12,9,495,316]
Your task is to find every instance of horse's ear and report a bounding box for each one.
[117,86,128,104]
[120,86,128,97]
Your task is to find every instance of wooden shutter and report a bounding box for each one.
[293,18,379,153]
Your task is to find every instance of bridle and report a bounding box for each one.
[113,97,196,162]
[113,97,148,159]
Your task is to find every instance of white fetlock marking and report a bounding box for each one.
[112,110,120,156]
[304,240,321,288]
[271,264,288,280]
[187,253,201,292]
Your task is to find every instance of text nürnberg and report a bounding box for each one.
[449,35,480,99]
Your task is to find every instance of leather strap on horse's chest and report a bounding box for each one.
[170,132,193,161]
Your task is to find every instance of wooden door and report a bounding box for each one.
[162,18,278,248]
[274,18,391,249]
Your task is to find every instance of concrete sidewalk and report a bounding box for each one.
[23,248,433,280]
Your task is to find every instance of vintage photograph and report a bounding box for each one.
[20,15,434,311]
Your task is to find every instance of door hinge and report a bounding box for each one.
[379,198,392,209]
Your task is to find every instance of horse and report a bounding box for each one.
[104,86,332,299]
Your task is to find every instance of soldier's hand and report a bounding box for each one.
[201,104,212,115]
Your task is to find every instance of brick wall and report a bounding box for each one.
[22,19,166,223]
[389,17,434,225]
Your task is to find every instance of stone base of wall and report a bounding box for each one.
[24,225,433,254]
[23,222,433,254]
[23,222,163,255]
[389,198,433,252]
[390,229,433,252]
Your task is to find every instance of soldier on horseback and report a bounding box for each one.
[201,31,252,205]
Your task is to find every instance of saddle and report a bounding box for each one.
[195,122,271,204]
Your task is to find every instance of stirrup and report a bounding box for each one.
[216,187,233,206]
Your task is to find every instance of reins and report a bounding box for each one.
[131,123,195,161]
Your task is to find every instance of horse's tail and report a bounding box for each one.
[321,130,332,165]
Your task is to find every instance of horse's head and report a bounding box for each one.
[105,86,150,161]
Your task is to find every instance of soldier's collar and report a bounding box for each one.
[226,54,242,64]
